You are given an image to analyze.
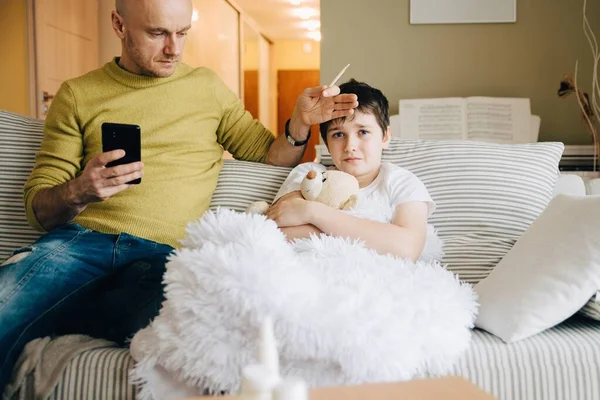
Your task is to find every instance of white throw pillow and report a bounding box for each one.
[474,194,600,343]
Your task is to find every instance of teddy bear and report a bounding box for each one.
[246,169,359,215]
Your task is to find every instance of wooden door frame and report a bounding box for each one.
[26,0,38,118]
[277,70,321,163]
[25,0,100,119]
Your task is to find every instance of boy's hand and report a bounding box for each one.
[270,190,303,207]
[266,191,313,228]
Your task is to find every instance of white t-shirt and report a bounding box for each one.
[274,162,435,223]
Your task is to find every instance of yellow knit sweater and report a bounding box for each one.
[24,59,275,248]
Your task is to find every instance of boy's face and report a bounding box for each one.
[325,111,391,187]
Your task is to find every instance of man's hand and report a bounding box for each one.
[31,150,144,231]
[66,150,144,207]
[295,85,358,126]
[265,85,358,167]
[266,190,313,228]
[287,85,359,141]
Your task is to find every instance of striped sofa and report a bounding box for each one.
[2,109,600,400]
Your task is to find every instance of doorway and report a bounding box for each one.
[277,70,320,163]
[28,0,99,119]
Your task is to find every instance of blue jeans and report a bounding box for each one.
[0,223,173,392]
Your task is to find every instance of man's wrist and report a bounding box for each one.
[285,119,311,147]
[61,180,85,210]
[289,110,311,141]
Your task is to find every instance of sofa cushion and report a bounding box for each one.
[580,293,600,320]
[318,138,564,284]
[580,175,600,320]
[209,160,292,211]
[0,110,44,261]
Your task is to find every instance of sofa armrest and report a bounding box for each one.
[553,174,586,197]
[585,178,600,195]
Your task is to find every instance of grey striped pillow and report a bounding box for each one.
[0,110,44,261]
[580,293,600,320]
[48,348,136,400]
[319,138,564,284]
[209,160,292,211]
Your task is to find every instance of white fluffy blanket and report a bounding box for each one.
[130,209,477,400]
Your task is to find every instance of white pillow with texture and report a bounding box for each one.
[474,194,600,343]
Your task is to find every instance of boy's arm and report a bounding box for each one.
[280,225,323,241]
[271,191,324,241]
[308,201,428,261]
[267,195,429,260]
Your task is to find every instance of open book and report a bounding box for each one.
[399,97,537,144]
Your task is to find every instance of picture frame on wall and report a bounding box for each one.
[410,0,517,24]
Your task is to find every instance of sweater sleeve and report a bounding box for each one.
[23,82,84,231]
[212,73,275,162]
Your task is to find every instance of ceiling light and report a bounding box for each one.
[307,31,321,42]
[192,8,199,22]
[301,20,320,31]
[288,0,302,5]
[293,7,317,20]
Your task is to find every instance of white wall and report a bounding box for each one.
[321,0,600,144]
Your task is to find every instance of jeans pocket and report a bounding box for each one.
[0,246,35,268]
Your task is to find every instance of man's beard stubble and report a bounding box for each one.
[124,36,178,78]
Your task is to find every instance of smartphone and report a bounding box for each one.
[101,122,142,184]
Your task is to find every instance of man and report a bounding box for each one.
[0,0,358,390]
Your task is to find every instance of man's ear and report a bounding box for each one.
[112,11,126,39]
[382,126,392,149]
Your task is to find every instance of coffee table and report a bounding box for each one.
[188,377,495,399]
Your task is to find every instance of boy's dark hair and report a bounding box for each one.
[319,79,390,143]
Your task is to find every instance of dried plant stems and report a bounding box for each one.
[573,0,600,171]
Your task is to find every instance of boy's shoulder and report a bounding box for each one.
[380,162,413,177]
[379,162,425,188]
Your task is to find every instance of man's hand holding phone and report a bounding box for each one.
[31,123,143,231]
[65,150,144,208]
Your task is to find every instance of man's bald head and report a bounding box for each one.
[116,0,193,20]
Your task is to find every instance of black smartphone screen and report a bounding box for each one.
[101,122,142,184]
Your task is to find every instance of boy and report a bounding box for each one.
[266,79,434,262]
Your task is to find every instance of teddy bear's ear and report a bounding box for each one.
[340,194,359,210]
[306,170,318,179]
